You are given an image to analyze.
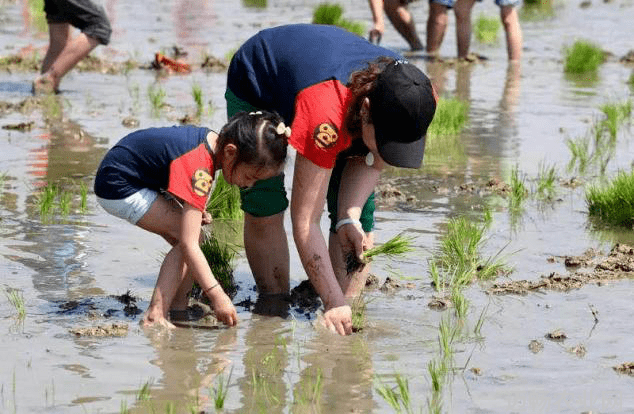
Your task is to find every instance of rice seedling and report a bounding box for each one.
[563,40,605,74]
[586,169,634,228]
[629,72,634,89]
[427,97,469,137]
[242,0,267,8]
[293,367,324,407]
[58,189,72,216]
[211,367,233,410]
[119,399,128,414]
[4,288,26,319]
[598,100,632,141]
[351,294,367,332]
[136,378,153,401]
[438,216,487,281]
[438,316,456,363]
[535,161,557,200]
[427,358,447,394]
[78,181,88,213]
[474,15,500,44]
[312,3,365,37]
[199,228,238,296]
[207,173,243,221]
[375,374,414,414]
[509,165,528,211]
[566,135,591,174]
[451,286,468,319]
[148,83,166,117]
[473,301,490,337]
[191,83,204,116]
[346,233,414,274]
[37,184,59,217]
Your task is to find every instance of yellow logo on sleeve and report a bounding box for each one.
[192,168,212,197]
[313,123,338,149]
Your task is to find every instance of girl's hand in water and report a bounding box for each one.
[209,288,238,326]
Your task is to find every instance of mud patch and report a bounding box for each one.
[487,244,634,295]
[69,322,129,337]
[545,329,567,342]
[613,362,634,376]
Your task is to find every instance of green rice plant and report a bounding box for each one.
[147,83,166,117]
[38,184,59,217]
[312,3,365,37]
[428,260,446,292]
[293,367,324,407]
[136,378,153,401]
[451,286,468,319]
[346,233,414,274]
[211,367,233,410]
[119,399,128,414]
[351,294,367,332]
[598,100,632,141]
[565,135,591,174]
[473,302,490,337]
[438,316,456,363]
[427,358,447,394]
[438,217,487,282]
[199,229,238,296]
[629,72,634,89]
[78,181,88,213]
[375,374,414,414]
[563,40,606,74]
[165,401,176,414]
[474,15,500,44]
[58,189,72,216]
[509,165,528,211]
[242,0,267,8]
[427,97,469,137]
[586,169,634,228]
[4,288,26,319]
[191,83,204,116]
[207,173,243,221]
[535,161,557,200]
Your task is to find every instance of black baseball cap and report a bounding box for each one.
[369,60,437,169]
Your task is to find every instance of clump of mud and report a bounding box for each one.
[614,362,634,376]
[488,244,634,295]
[69,323,129,337]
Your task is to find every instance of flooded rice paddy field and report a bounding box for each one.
[1,0,634,412]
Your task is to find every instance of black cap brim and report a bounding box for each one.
[376,133,426,169]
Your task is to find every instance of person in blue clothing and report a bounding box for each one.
[94,111,290,328]
[225,24,437,335]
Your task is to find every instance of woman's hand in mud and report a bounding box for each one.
[322,304,353,335]
[337,220,367,263]
[209,289,238,327]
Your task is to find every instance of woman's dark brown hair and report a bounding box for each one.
[344,56,396,139]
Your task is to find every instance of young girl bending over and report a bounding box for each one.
[94,111,289,328]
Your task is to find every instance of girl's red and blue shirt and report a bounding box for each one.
[94,126,214,212]
[227,23,401,169]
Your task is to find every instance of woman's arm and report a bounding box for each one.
[180,204,238,326]
[290,154,352,335]
[336,156,382,260]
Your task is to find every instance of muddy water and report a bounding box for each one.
[1,0,634,412]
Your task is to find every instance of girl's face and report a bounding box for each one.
[220,143,280,188]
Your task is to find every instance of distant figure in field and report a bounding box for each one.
[367,0,522,61]
[33,0,112,94]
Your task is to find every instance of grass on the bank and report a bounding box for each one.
[474,15,500,44]
[564,40,606,74]
[312,3,365,37]
[586,169,634,228]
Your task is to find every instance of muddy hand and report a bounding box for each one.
[322,305,353,335]
[211,291,238,327]
[337,221,366,262]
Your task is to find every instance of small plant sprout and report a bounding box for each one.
[509,164,528,211]
[192,83,204,116]
[38,184,59,217]
[535,160,557,200]
[136,378,153,401]
[599,100,632,141]
[5,288,26,319]
[211,367,233,410]
[58,189,72,216]
[563,40,605,74]
[147,83,166,117]
[586,169,634,228]
[346,233,414,274]
[474,14,500,44]
[351,294,367,332]
[375,374,414,414]
[79,181,89,213]
[451,286,468,319]
[312,3,365,36]
[293,367,324,407]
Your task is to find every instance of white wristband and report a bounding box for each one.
[335,218,362,232]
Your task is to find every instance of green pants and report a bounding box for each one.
[225,88,375,232]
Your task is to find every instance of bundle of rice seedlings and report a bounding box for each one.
[346,233,414,274]
[197,227,239,298]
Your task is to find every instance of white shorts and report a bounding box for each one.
[96,188,158,224]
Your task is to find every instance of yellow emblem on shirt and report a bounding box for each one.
[192,168,212,197]
[313,123,338,149]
